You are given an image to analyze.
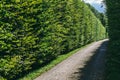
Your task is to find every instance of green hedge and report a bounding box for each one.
[0,0,106,80]
[106,0,120,80]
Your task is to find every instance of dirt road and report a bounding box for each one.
[35,39,108,80]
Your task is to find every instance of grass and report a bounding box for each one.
[18,43,92,80]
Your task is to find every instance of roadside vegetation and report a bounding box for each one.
[18,45,90,80]
[105,0,120,80]
[0,0,106,80]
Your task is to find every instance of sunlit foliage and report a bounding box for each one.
[0,0,106,79]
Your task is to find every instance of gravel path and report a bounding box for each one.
[35,39,108,80]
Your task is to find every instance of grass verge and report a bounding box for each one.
[18,43,93,80]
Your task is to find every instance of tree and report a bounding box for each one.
[106,0,120,80]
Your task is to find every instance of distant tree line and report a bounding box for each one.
[0,0,106,80]
[86,3,107,27]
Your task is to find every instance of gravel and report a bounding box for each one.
[35,39,108,80]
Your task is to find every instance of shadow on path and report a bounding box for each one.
[71,40,108,80]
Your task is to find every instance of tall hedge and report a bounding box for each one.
[0,0,106,80]
[106,0,120,80]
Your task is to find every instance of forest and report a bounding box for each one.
[0,0,107,80]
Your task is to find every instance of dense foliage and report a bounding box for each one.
[0,0,106,80]
[106,0,120,80]
[86,3,107,27]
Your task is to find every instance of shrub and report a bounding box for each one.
[0,0,106,79]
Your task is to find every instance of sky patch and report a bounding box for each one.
[83,0,105,13]
[84,0,103,4]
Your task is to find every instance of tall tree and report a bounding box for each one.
[106,0,120,80]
